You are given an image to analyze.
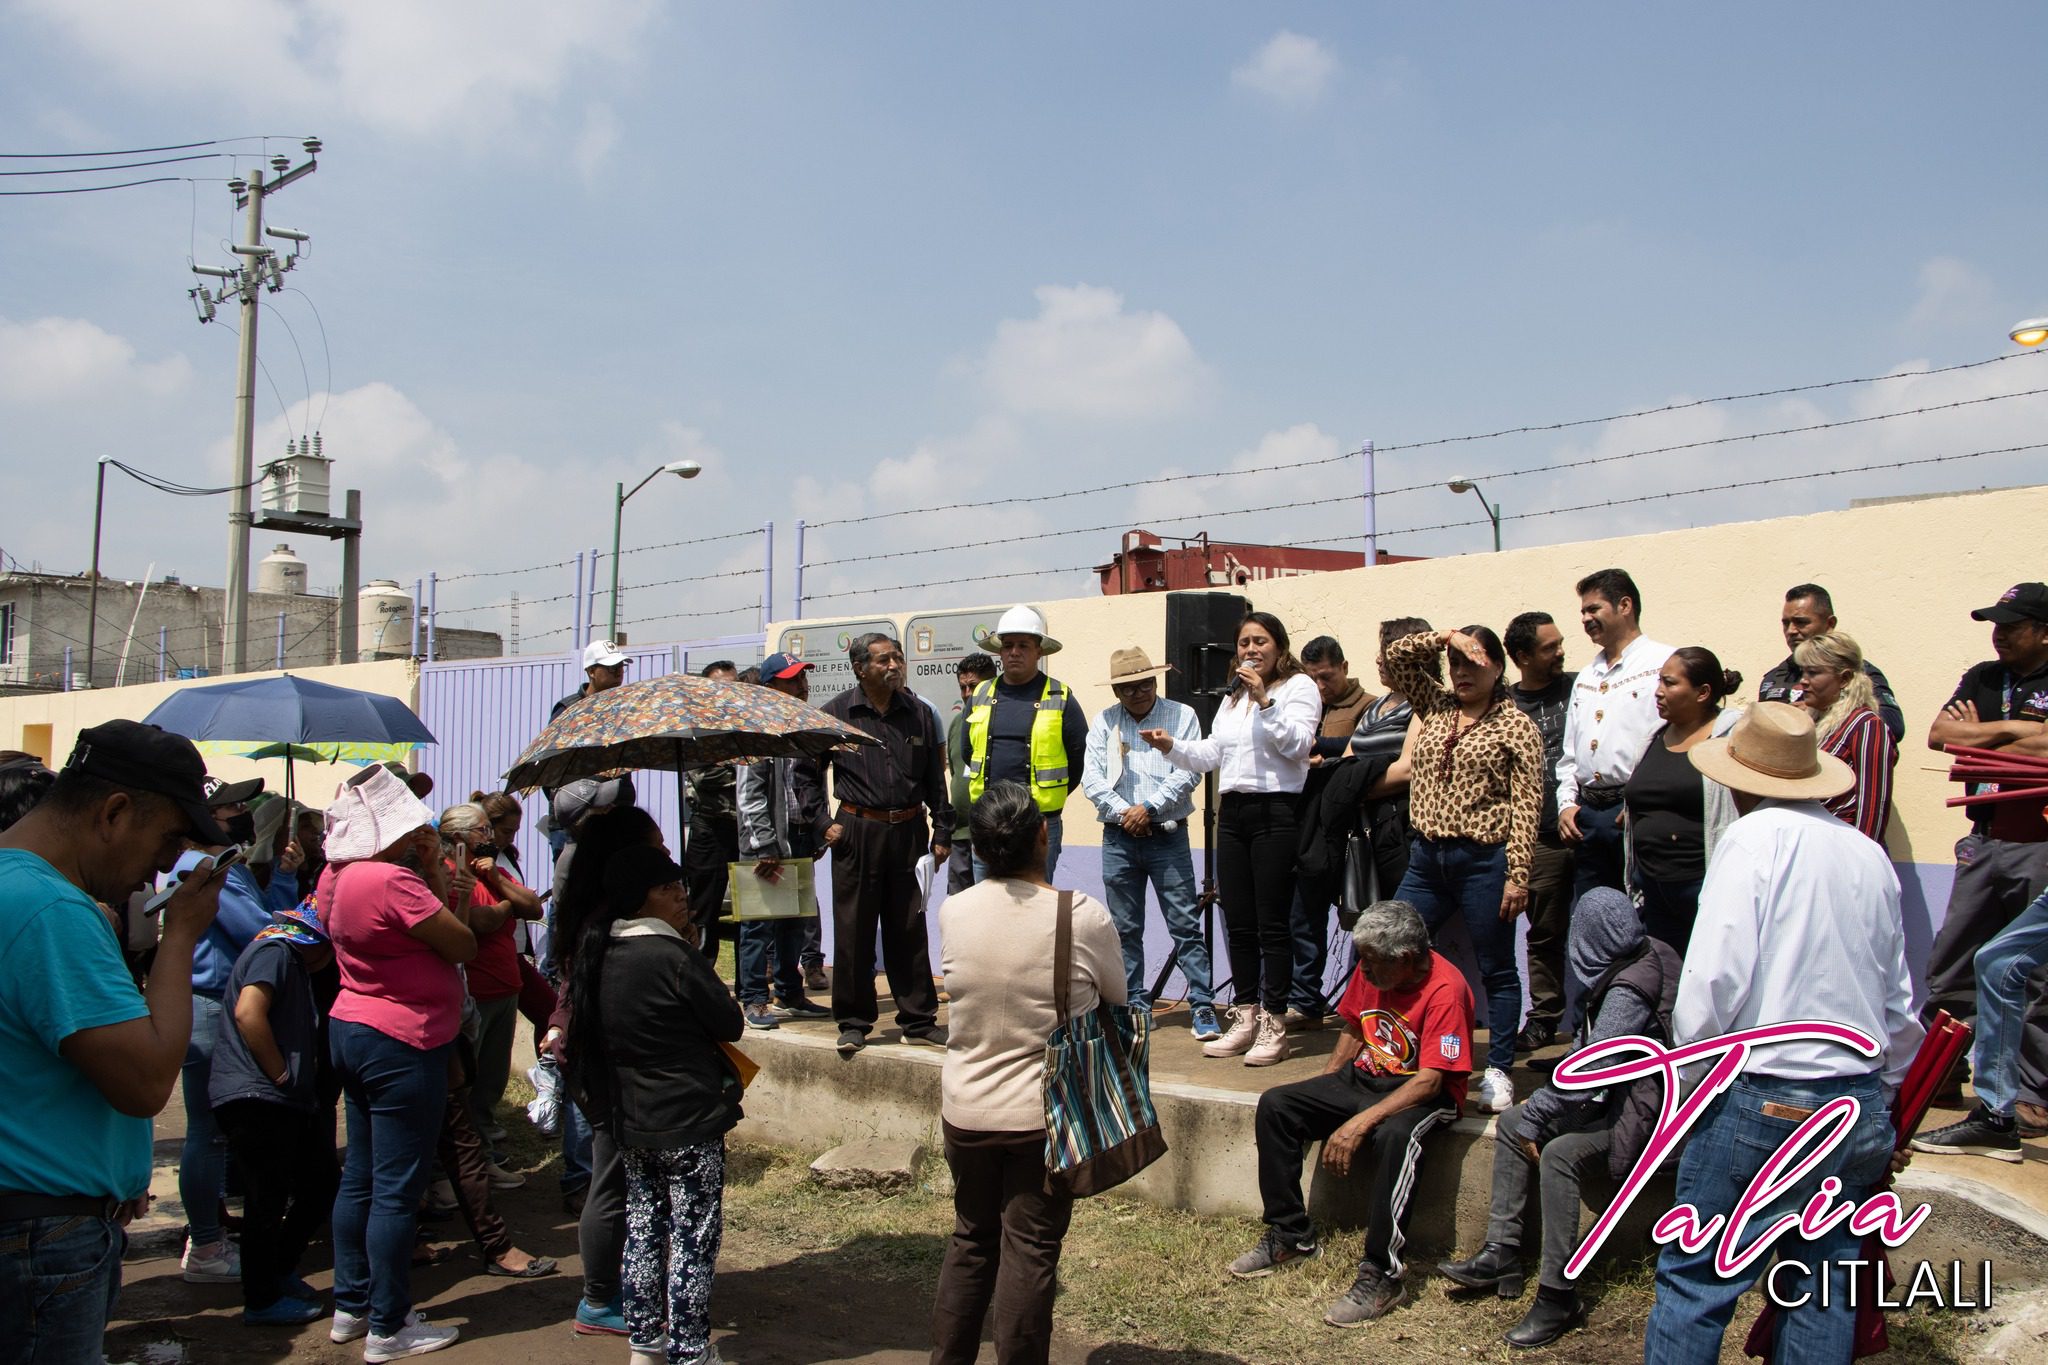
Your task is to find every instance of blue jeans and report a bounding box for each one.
[1643,1072,1894,1365]
[1570,802,1626,902]
[0,1214,123,1365]
[738,916,811,1006]
[973,813,1063,884]
[1099,823,1210,1009]
[1974,889,2048,1117]
[329,1018,451,1336]
[179,992,228,1245]
[1396,837,1520,1072]
[562,1100,593,1194]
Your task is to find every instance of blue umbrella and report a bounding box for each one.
[143,674,436,801]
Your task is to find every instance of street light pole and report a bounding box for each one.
[85,456,109,688]
[607,459,702,641]
[1446,478,1502,552]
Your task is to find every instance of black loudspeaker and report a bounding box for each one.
[1164,591,1252,731]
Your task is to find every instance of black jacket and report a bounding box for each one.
[584,920,746,1149]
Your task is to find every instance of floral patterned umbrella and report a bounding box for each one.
[503,671,875,792]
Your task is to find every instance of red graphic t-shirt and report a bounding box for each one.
[1334,951,1475,1113]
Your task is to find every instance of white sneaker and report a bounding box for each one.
[331,1309,370,1343]
[628,1339,669,1365]
[363,1313,459,1362]
[1477,1067,1514,1114]
[181,1236,241,1283]
[484,1160,524,1190]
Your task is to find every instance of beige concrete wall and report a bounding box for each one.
[776,483,2048,868]
[0,658,420,809]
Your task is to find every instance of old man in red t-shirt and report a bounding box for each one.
[1227,897,1474,1328]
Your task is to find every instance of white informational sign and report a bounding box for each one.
[902,608,1004,718]
[776,619,895,705]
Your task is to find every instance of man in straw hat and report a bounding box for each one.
[1643,702,1921,1364]
[963,605,1087,882]
[1080,645,1219,1040]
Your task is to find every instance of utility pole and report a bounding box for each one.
[189,138,322,674]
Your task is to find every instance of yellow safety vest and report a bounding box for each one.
[965,675,1072,814]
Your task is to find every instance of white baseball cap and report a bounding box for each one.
[582,640,630,670]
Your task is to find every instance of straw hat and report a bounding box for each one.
[1688,701,1853,801]
[1104,646,1171,687]
[324,763,436,863]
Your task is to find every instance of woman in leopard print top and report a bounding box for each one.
[1382,627,1544,1113]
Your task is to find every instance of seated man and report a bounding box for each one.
[1437,888,1680,1349]
[1227,898,1472,1327]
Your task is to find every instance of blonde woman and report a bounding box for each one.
[1794,630,1898,844]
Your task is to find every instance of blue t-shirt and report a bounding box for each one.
[0,849,152,1198]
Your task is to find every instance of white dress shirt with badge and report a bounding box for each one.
[1080,695,1203,826]
[1673,798,1922,1088]
[1556,634,1675,811]
[1160,672,1320,795]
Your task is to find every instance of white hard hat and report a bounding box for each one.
[974,605,1061,654]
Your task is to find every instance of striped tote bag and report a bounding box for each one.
[1042,890,1167,1197]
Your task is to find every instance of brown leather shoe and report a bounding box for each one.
[2015,1102,2048,1139]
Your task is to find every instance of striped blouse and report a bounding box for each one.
[1821,707,1897,844]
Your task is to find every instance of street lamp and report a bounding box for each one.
[2012,317,2048,348]
[608,459,701,640]
[1446,477,1502,552]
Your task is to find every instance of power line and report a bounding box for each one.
[0,176,197,196]
[0,153,221,176]
[281,288,333,433]
[802,349,2048,531]
[108,459,268,498]
[0,137,301,159]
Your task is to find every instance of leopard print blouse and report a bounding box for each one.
[1384,631,1545,888]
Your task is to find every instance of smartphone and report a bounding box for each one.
[142,845,248,918]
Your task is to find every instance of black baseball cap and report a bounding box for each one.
[203,775,265,807]
[1971,582,2048,625]
[65,720,230,844]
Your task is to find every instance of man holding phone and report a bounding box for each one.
[0,720,234,1363]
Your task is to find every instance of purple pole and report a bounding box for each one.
[1362,439,1377,566]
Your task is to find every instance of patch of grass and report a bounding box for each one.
[718,1141,1975,1365]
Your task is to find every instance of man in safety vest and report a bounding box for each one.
[965,604,1089,882]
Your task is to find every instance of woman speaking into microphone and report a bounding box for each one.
[1141,611,1319,1066]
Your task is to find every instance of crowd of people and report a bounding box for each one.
[2,567,2045,1365]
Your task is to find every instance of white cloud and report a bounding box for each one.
[1232,31,1338,108]
[1902,256,1998,337]
[978,285,1210,421]
[573,103,621,180]
[0,315,191,402]
[14,0,658,140]
[1141,422,1343,526]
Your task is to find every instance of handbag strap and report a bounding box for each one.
[1053,889,1074,1023]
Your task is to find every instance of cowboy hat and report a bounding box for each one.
[1688,701,1853,801]
[1104,645,1171,687]
[973,605,1062,654]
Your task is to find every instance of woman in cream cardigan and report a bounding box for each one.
[930,782,1125,1365]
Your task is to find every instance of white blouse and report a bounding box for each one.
[1161,672,1320,795]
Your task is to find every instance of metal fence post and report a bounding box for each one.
[792,518,805,620]
[586,546,601,643]
[411,579,423,657]
[63,645,72,691]
[761,522,774,631]
[275,612,286,669]
[427,572,438,663]
[1362,439,1377,566]
[572,551,586,652]
[158,626,167,681]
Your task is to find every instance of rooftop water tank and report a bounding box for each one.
[358,580,415,659]
[256,543,307,595]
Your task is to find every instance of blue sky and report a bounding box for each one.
[3,2,2045,652]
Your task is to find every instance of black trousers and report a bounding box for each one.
[1254,1068,1456,1279]
[829,813,939,1033]
[1926,834,2048,1104]
[215,1099,340,1310]
[1570,801,1626,903]
[1216,792,1300,1015]
[929,1123,1072,1365]
[580,1127,626,1307]
[1522,835,1576,1030]
[685,815,740,971]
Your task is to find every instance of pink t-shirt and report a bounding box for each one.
[321,861,464,1050]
